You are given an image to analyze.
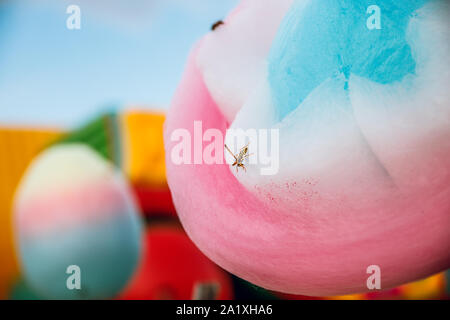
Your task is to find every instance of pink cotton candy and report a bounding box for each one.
[17,178,128,237]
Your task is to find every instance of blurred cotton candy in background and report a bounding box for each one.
[14,144,142,299]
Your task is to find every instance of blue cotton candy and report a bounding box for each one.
[268,0,430,120]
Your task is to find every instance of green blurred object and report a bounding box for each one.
[56,112,122,166]
[9,278,43,300]
[231,276,279,300]
[446,270,450,296]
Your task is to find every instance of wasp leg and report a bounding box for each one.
[224,144,238,160]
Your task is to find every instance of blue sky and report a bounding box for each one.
[0,0,238,128]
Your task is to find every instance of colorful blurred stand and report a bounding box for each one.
[120,111,176,216]
[0,127,62,299]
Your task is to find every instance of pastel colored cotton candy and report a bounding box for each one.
[164,0,450,295]
[14,144,142,299]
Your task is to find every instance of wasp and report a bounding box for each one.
[224,143,253,173]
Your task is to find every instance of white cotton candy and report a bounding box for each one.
[196,0,294,122]
[229,76,395,211]
[17,144,115,203]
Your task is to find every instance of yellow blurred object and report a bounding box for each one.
[120,111,167,188]
[328,293,366,300]
[328,272,447,300]
[400,272,446,300]
[0,127,62,299]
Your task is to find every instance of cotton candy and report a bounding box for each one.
[164,0,450,295]
[14,144,142,299]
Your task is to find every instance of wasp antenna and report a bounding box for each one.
[241,141,250,151]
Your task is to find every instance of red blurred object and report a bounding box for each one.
[133,186,177,217]
[278,293,324,300]
[364,287,404,300]
[119,224,233,300]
